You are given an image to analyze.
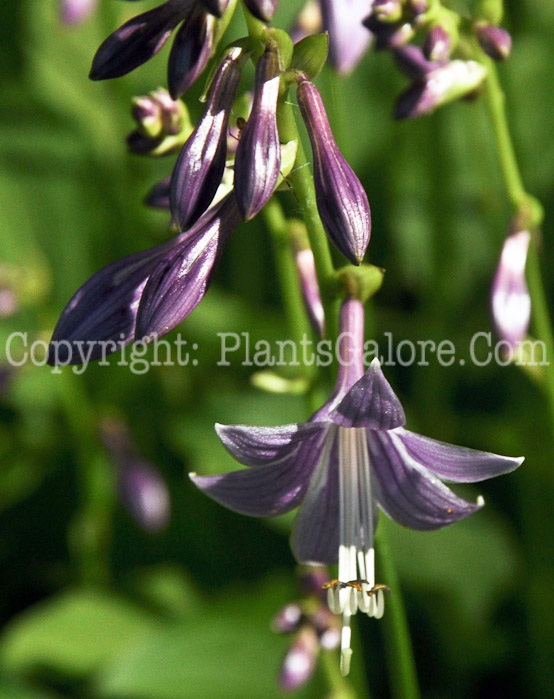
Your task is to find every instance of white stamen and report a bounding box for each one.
[340,616,353,677]
[477,495,485,506]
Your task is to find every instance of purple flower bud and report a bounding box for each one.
[407,0,428,16]
[491,230,531,348]
[310,608,340,649]
[289,1,322,45]
[198,0,230,17]
[373,0,403,22]
[278,628,318,692]
[168,6,215,98]
[132,88,183,139]
[170,47,243,230]
[292,238,325,337]
[296,79,371,265]
[363,13,414,50]
[234,47,281,220]
[475,23,512,62]
[145,177,171,210]
[272,603,303,634]
[135,193,242,341]
[320,0,372,74]
[298,566,329,599]
[101,419,170,532]
[423,24,452,62]
[47,193,241,365]
[60,0,98,25]
[395,59,487,119]
[89,1,192,81]
[393,45,437,79]
[243,0,279,23]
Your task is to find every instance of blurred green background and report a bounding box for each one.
[0,1,553,697]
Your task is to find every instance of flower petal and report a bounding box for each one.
[368,430,482,530]
[167,7,214,98]
[395,428,524,483]
[216,422,327,467]
[291,429,339,564]
[330,358,406,430]
[190,427,329,516]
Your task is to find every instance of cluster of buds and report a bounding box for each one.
[363,0,513,118]
[272,568,340,692]
[48,1,376,364]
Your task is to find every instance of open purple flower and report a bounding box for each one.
[191,298,523,675]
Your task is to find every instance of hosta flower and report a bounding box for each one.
[47,193,241,365]
[192,298,523,675]
[491,229,531,349]
[320,0,372,75]
[234,46,281,220]
[170,47,243,230]
[296,78,371,265]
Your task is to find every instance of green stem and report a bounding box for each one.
[276,97,339,339]
[376,527,421,699]
[320,649,359,699]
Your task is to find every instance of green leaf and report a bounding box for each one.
[290,34,329,80]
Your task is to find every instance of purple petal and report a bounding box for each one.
[395,428,524,483]
[169,48,243,230]
[144,177,171,210]
[330,358,406,430]
[167,7,214,99]
[234,47,281,220]
[89,2,189,80]
[278,628,318,692]
[199,0,230,17]
[190,428,327,517]
[216,422,326,466]
[243,0,279,23]
[135,193,241,340]
[291,431,339,564]
[368,430,483,530]
[47,237,179,365]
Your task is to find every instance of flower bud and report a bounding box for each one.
[475,23,512,61]
[363,14,414,51]
[272,603,303,634]
[394,45,437,79]
[291,225,325,337]
[90,2,190,81]
[373,0,403,23]
[234,47,281,220]
[243,0,279,23]
[491,230,531,348]
[168,6,215,98]
[199,0,230,18]
[278,627,318,692]
[407,0,429,16]
[311,607,340,649]
[320,0,372,74]
[170,47,243,230]
[395,59,487,119]
[145,178,171,210]
[60,0,98,25]
[289,1,322,45]
[100,419,170,532]
[424,24,452,62]
[132,88,183,139]
[296,79,371,264]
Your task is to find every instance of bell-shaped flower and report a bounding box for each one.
[47,193,241,366]
[89,1,194,81]
[170,47,243,230]
[296,78,371,265]
[167,5,215,98]
[320,0,372,75]
[234,46,281,220]
[491,229,531,349]
[243,0,279,24]
[191,298,523,675]
[394,56,487,119]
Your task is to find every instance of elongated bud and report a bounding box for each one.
[234,47,281,220]
[60,0,98,25]
[243,0,279,23]
[272,603,303,634]
[100,419,170,532]
[475,23,512,61]
[296,79,371,265]
[491,230,531,348]
[394,45,437,79]
[168,6,215,98]
[199,0,230,17]
[424,24,452,62]
[364,13,414,51]
[90,2,191,80]
[145,178,171,210]
[170,47,243,230]
[278,627,319,692]
[395,59,487,119]
[320,0,372,74]
[291,223,325,337]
